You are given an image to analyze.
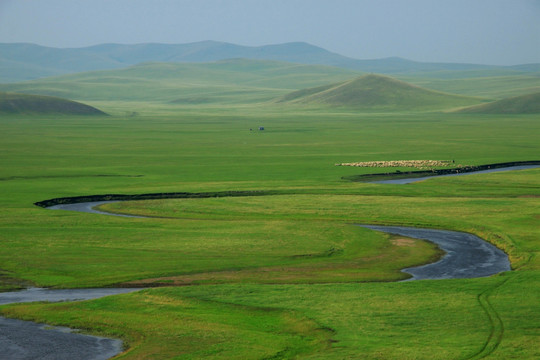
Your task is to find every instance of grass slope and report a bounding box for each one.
[278,74,481,110]
[0,60,360,104]
[454,91,540,114]
[0,91,106,115]
[401,75,540,99]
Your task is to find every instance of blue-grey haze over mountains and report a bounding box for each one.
[0,0,539,66]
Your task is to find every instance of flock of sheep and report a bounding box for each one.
[335,160,458,170]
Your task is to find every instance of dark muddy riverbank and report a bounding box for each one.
[35,190,277,208]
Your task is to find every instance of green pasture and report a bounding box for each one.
[0,98,539,359]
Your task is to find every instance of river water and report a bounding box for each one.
[371,164,540,184]
[359,225,511,280]
[48,201,144,218]
[0,288,141,360]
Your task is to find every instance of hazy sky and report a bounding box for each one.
[1,0,539,65]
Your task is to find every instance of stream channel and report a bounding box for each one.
[0,288,141,360]
[370,164,539,184]
[3,165,530,359]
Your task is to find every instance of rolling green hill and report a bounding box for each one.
[277,74,482,110]
[0,60,361,104]
[454,91,540,113]
[1,57,537,109]
[0,92,107,115]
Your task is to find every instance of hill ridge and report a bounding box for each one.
[0,92,107,115]
[454,91,540,114]
[0,60,360,104]
[277,74,482,110]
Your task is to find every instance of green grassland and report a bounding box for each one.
[0,65,539,358]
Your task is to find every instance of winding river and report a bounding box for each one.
[3,164,529,359]
[48,201,144,218]
[371,164,540,184]
[0,288,141,360]
[360,225,510,280]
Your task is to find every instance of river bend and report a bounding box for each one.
[360,225,511,280]
[0,288,141,360]
[371,164,539,184]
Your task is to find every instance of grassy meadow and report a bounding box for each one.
[0,65,539,359]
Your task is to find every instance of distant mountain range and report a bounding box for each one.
[1,41,539,83]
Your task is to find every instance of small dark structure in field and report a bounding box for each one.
[259,126,265,131]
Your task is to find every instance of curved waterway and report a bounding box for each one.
[371,164,540,184]
[48,201,144,218]
[0,288,141,360]
[360,225,511,280]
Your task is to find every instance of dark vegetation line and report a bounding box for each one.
[342,160,540,182]
[35,161,540,208]
[1,174,143,182]
[34,190,284,208]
